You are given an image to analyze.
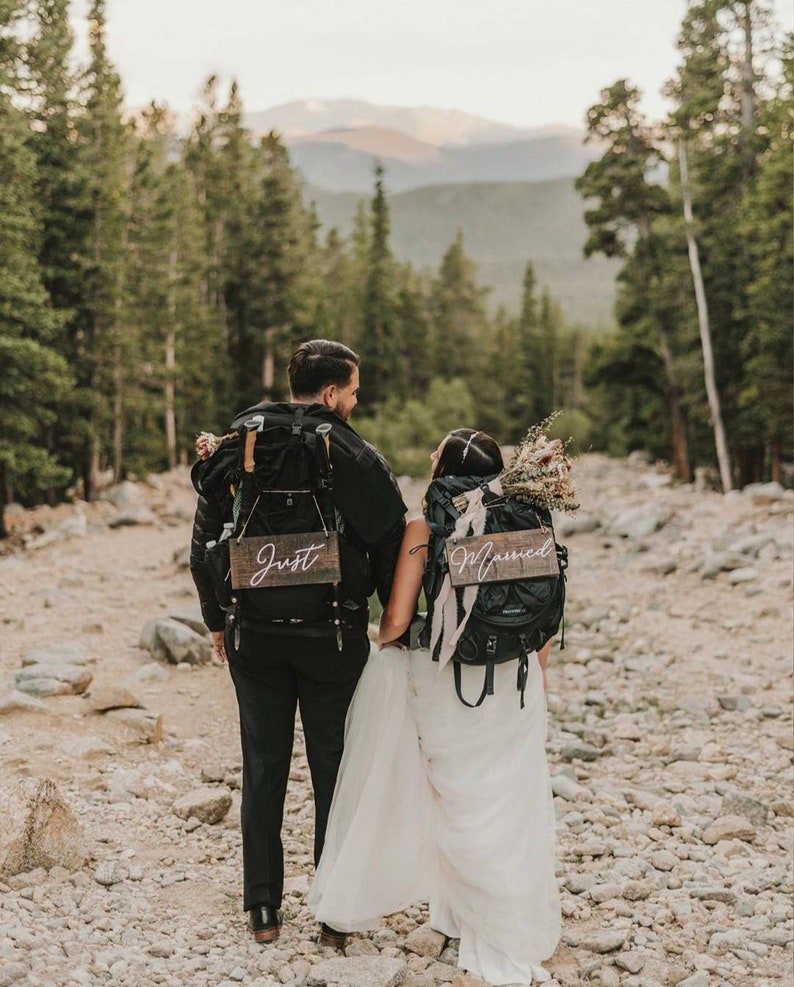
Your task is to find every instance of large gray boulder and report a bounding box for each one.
[555,513,601,536]
[139,617,212,665]
[14,663,92,697]
[108,505,157,528]
[607,505,668,540]
[742,481,786,504]
[0,778,86,878]
[170,606,207,636]
[172,787,232,825]
[104,708,164,744]
[21,642,90,666]
[307,957,408,987]
[85,685,142,712]
[701,550,754,579]
[404,923,446,958]
[0,690,48,714]
[101,480,145,509]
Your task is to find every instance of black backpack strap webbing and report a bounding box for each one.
[308,418,344,652]
[453,661,488,709]
[517,654,529,710]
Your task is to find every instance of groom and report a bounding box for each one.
[190,339,406,946]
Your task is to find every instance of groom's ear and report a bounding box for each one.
[318,384,338,411]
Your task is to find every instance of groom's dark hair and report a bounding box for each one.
[288,339,360,399]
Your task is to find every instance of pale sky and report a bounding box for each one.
[70,0,793,129]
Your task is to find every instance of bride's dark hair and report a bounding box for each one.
[433,428,503,479]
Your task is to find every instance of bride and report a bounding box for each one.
[308,428,561,986]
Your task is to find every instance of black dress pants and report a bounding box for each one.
[226,627,369,912]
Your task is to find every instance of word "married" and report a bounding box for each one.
[446,531,559,586]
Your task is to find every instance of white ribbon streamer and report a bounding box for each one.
[429,478,503,672]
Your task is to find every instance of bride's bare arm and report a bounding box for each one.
[377,518,429,649]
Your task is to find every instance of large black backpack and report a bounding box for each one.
[420,474,568,708]
[191,405,375,646]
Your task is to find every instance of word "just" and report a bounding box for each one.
[448,537,554,583]
[249,542,324,586]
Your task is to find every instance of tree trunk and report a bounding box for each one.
[657,327,691,483]
[262,326,276,398]
[112,350,123,483]
[636,213,691,483]
[213,220,228,348]
[90,429,102,498]
[165,249,178,470]
[111,197,131,484]
[770,438,781,483]
[678,139,733,492]
[0,465,7,539]
[741,1,755,173]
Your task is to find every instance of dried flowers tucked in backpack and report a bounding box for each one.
[499,413,578,513]
[195,430,238,461]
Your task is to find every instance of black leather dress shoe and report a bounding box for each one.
[319,922,347,949]
[247,904,282,943]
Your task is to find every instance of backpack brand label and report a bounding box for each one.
[229,531,341,589]
[446,530,559,587]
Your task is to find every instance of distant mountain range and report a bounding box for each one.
[245,99,597,195]
[244,98,570,146]
[242,99,616,324]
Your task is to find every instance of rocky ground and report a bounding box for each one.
[0,453,791,987]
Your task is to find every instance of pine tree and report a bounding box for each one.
[80,0,129,490]
[27,0,95,490]
[215,83,262,402]
[183,76,231,361]
[430,229,489,382]
[121,105,223,469]
[736,38,793,481]
[316,227,357,345]
[251,131,326,402]
[358,164,399,409]
[394,263,432,398]
[577,80,691,480]
[0,23,72,534]
[665,0,780,482]
[509,261,558,436]
[479,305,519,440]
[538,288,564,413]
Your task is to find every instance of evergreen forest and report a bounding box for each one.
[0,0,791,536]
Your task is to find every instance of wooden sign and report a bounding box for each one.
[229,531,341,589]
[445,530,559,587]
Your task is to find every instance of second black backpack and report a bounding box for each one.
[420,474,568,708]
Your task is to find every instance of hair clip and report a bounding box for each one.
[460,432,478,462]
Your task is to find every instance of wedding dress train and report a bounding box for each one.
[309,645,560,986]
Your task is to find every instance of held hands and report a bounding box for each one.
[378,640,408,652]
[211,630,227,664]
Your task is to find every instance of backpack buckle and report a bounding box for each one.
[485,634,498,658]
[291,406,305,436]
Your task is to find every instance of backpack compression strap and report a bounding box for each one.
[309,419,344,652]
[454,640,532,710]
[452,634,498,709]
[453,661,489,708]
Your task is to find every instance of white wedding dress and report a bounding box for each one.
[308,644,561,986]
